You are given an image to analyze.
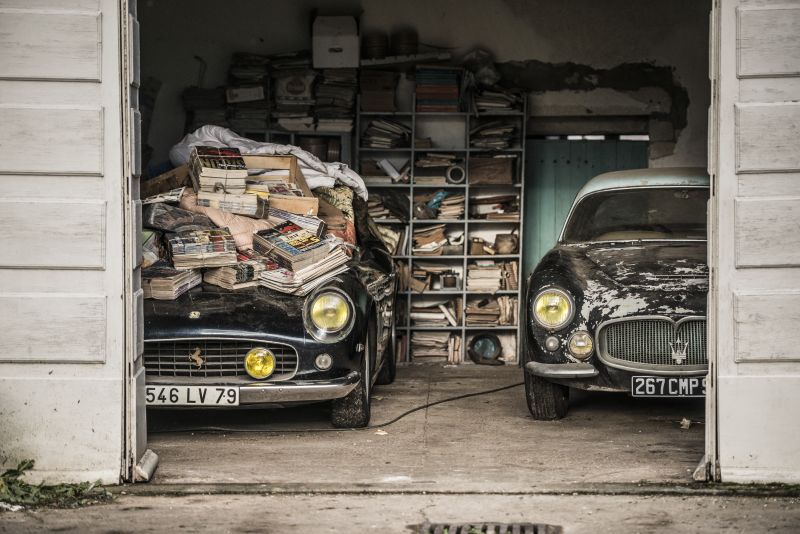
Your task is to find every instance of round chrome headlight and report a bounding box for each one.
[532,288,575,330]
[304,289,355,343]
[567,331,594,359]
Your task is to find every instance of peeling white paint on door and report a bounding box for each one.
[709,0,800,483]
[0,0,126,484]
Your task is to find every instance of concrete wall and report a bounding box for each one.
[139,0,710,167]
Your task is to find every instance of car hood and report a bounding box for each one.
[144,284,309,343]
[532,241,709,328]
[583,242,708,292]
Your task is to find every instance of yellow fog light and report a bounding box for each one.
[244,347,275,379]
[310,292,351,332]
[533,288,574,330]
[568,331,594,359]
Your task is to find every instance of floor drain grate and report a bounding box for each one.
[418,523,563,534]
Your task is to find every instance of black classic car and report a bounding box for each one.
[523,168,710,419]
[143,207,396,428]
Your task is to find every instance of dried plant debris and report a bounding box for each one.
[0,460,112,509]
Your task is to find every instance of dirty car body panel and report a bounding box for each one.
[523,168,710,414]
[143,208,396,413]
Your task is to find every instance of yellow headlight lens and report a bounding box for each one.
[534,289,573,329]
[568,331,594,359]
[310,292,350,332]
[244,348,275,379]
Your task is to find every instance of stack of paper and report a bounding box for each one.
[203,252,271,291]
[466,261,504,292]
[411,331,454,359]
[168,229,238,269]
[142,264,202,300]
[413,224,448,255]
[470,121,517,149]
[252,222,330,271]
[472,88,524,113]
[410,299,461,327]
[361,119,411,149]
[466,296,517,326]
[469,194,520,220]
[259,248,350,296]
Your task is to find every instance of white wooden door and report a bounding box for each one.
[0,0,129,483]
[709,0,800,483]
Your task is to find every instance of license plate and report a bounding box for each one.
[145,385,239,406]
[631,376,706,397]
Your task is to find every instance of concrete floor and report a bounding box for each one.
[4,365,798,533]
[146,364,706,489]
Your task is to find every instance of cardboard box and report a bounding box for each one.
[141,165,192,199]
[313,16,359,69]
[242,154,319,216]
[469,157,514,185]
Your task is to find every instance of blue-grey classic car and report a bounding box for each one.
[523,168,710,419]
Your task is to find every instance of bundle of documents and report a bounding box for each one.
[411,331,458,360]
[189,146,248,194]
[469,193,520,220]
[203,252,270,290]
[259,248,350,296]
[314,69,357,130]
[196,191,266,218]
[470,120,517,149]
[361,119,411,148]
[466,296,517,326]
[168,229,238,269]
[501,261,519,290]
[252,221,330,271]
[142,263,202,300]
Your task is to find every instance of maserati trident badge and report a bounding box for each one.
[670,338,689,364]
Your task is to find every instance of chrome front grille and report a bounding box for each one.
[597,317,707,374]
[144,339,298,381]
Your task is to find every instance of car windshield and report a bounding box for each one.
[562,187,709,243]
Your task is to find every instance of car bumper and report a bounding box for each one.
[525,361,599,379]
[146,371,361,405]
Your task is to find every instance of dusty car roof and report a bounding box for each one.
[574,167,709,201]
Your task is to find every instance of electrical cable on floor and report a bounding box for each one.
[148,381,524,434]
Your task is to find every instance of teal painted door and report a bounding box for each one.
[523,140,648,275]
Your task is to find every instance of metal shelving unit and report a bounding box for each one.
[356,95,527,364]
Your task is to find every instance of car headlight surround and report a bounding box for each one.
[532,287,575,331]
[304,288,355,343]
[567,331,594,359]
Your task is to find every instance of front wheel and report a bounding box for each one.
[524,371,569,420]
[331,323,373,428]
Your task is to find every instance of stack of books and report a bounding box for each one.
[470,121,517,149]
[501,261,519,290]
[272,68,316,123]
[142,263,202,300]
[472,87,523,113]
[466,261,504,293]
[168,229,238,269]
[414,153,461,185]
[266,208,327,237]
[410,299,461,327]
[361,119,411,149]
[411,332,459,360]
[412,224,448,255]
[415,66,462,112]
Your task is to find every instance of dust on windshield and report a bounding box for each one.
[562,187,709,243]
